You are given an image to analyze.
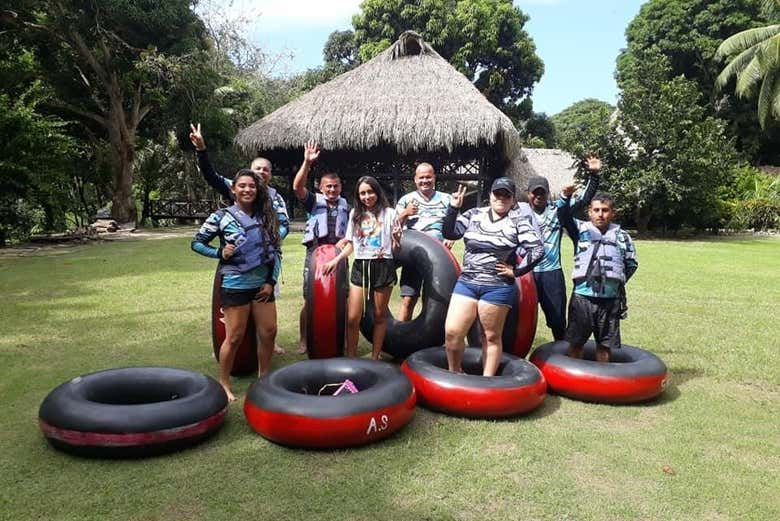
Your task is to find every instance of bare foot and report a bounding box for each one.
[296,341,307,355]
[273,344,285,355]
[220,383,237,402]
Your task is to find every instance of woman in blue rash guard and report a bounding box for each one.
[192,169,283,402]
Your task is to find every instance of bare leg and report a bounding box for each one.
[219,303,251,402]
[251,300,277,377]
[370,286,393,360]
[297,303,307,354]
[596,344,611,363]
[397,295,418,322]
[345,283,365,357]
[476,300,510,376]
[444,294,478,373]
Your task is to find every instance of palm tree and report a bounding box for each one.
[715,0,780,129]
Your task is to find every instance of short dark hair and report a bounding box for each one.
[590,192,615,209]
[319,172,341,182]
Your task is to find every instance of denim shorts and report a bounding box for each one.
[452,279,517,307]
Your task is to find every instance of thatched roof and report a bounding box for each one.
[506,148,578,198]
[235,31,521,160]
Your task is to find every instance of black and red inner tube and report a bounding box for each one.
[360,230,461,358]
[212,269,257,375]
[305,244,348,359]
[244,358,416,449]
[401,347,547,418]
[39,367,228,457]
[530,340,668,404]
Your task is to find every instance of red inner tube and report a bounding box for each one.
[305,245,348,359]
[211,269,257,375]
[244,358,416,448]
[530,340,668,404]
[401,347,546,418]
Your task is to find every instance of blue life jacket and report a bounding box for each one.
[219,204,278,275]
[301,194,349,246]
[571,222,625,283]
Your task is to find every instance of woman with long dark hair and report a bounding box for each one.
[192,169,282,401]
[322,176,402,359]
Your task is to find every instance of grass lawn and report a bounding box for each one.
[0,231,778,521]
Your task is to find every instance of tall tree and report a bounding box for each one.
[351,0,543,119]
[605,51,738,232]
[617,0,776,162]
[6,0,208,224]
[550,98,615,156]
[715,0,780,129]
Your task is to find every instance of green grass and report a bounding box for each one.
[0,231,778,521]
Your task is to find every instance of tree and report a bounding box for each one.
[6,0,208,224]
[550,99,614,156]
[715,1,780,129]
[351,0,543,119]
[604,51,739,232]
[617,0,776,162]
[521,112,556,148]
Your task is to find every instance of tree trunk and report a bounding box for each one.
[635,205,651,235]
[107,119,137,225]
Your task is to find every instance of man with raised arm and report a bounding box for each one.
[292,141,350,354]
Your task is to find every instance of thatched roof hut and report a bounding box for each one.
[235,31,522,212]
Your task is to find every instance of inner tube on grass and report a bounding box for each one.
[401,347,546,418]
[212,269,257,375]
[530,340,668,404]
[360,230,460,358]
[39,367,228,458]
[244,358,416,448]
[467,257,538,358]
[305,244,348,359]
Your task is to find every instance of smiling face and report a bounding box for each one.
[319,174,342,203]
[250,158,272,183]
[414,163,435,197]
[490,189,514,216]
[231,174,258,206]
[528,187,548,211]
[357,182,378,209]
[588,199,615,231]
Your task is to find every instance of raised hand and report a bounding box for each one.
[451,184,467,208]
[189,123,206,151]
[561,183,577,198]
[303,140,320,164]
[583,153,601,174]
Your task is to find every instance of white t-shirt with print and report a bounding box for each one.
[344,207,399,260]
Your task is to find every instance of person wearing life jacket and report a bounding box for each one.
[394,163,454,321]
[526,154,601,341]
[292,140,350,354]
[562,193,638,363]
[189,123,289,355]
[191,169,283,402]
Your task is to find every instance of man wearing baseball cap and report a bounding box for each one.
[527,154,601,340]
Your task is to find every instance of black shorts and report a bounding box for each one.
[350,259,397,289]
[564,293,621,350]
[302,248,314,298]
[398,265,423,298]
[220,287,276,307]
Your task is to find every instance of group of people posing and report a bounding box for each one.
[188,125,638,401]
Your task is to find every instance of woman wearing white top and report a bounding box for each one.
[322,176,402,359]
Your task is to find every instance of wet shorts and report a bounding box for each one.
[220,286,276,307]
[564,292,621,350]
[452,279,517,308]
[399,265,423,298]
[350,259,397,289]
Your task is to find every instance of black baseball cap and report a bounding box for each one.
[527,176,549,193]
[491,177,516,195]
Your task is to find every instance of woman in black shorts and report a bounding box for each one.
[191,169,283,401]
[322,176,402,359]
